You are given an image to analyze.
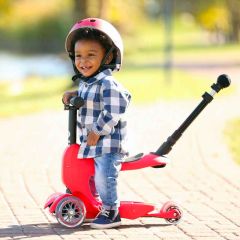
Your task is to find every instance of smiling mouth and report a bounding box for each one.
[81,66,92,70]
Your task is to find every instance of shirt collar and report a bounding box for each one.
[80,69,112,85]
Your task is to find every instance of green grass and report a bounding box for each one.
[123,19,240,65]
[0,76,71,117]
[116,68,214,104]
[224,118,240,165]
[0,69,217,118]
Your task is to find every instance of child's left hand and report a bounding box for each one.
[87,131,100,146]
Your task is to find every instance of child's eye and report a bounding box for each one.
[75,54,81,58]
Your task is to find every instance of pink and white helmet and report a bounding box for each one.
[65,18,123,72]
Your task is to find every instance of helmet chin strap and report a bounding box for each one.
[70,46,115,82]
[99,46,115,70]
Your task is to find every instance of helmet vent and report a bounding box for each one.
[90,19,96,22]
[77,20,82,24]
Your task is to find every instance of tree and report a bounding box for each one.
[0,0,12,27]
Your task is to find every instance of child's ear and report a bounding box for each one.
[105,52,113,64]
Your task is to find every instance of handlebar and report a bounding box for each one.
[64,96,84,110]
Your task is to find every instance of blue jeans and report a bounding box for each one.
[94,153,123,210]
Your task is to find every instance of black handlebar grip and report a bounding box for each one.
[217,74,231,88]
[70,96,84,109]
[211,74,231,92]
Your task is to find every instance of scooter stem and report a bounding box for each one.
[68,108,77,145]
[64,97,85,145]
[154,74,231,157]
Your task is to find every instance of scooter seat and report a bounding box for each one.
[121,153,169,171]
[124,153,144,163]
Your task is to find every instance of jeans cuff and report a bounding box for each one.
[102,205,118,210]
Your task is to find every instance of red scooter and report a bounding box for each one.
[44,74,230,228]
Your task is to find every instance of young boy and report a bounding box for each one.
[62,18,131,229]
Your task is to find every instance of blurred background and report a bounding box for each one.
[0,0,239,163]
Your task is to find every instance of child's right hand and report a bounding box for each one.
[62,91,78,104]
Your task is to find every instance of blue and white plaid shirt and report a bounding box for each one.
[77,69,131,158]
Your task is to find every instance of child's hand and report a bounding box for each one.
[87,131,100,146]
[62,91,78,104]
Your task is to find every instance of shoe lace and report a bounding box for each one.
[96,206,110,218]
[101,209,110,218]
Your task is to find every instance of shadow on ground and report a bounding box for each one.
[0,222,171,238]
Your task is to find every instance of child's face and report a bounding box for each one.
[74,39,106,77]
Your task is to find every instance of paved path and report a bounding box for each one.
[0,69,239,240]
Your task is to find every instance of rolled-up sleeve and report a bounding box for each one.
[92,80,131,136]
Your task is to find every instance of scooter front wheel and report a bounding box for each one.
[161,201,183,225]
[55,196,86,228]
[165,205,182,224]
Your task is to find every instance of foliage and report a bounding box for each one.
[11,15,72,52]
[0,0,72,29]
[224,118,240,165]
[0,0,73,53]
[194,2,230,44]
[72,0,146,33]
[177,0,240,43]
[197,6,229,33]
[0,0,239,53]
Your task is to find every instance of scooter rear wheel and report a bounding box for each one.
[55,196,86,228]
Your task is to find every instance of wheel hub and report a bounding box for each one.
[68,209,75,217]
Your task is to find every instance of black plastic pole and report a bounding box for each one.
[154,92,213,156]
[68,108,77,145]
[64,96,85,145]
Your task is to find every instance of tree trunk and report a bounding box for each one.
[226,0,240,42]
[99,0,108,19]
[73,0,88,21]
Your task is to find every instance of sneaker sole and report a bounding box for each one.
[90,221,121,229]
[84,219,94,223]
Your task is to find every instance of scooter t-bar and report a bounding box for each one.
[154,74,231,157]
